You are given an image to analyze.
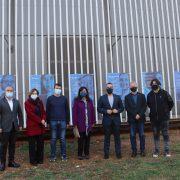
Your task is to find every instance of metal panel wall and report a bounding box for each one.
[0,0,180,125]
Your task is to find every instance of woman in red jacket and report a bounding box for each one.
[25,88,46,166]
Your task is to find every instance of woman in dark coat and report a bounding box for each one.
[73,87,95,160]
[25,88,46,165]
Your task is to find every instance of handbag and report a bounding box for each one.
[73,126,80,138]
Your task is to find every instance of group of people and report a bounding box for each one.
[0,79,174,171]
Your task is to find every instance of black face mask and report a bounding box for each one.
[106,88,113,94]
[152,84,159,91]
[130,87,137,93]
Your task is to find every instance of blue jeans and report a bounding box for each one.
[130,121,145,153]
[50,120,67,158]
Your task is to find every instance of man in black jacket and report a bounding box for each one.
[0,86,23,171]
[147,79,174,157]
[97,83,124,159]
[125,82,147,157]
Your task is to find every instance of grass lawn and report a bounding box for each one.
[1,130,180,180]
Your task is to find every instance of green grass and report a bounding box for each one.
[1,134,180,180]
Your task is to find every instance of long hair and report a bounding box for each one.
[75,86,90,101]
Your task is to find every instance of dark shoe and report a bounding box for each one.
[104,154,109,159]
[85,155,90,159]
[8,161,20,168]
[0,164,5,171]
[30,162,38,166]
[116,154,122,159]
[37,161,43,164]
[131,152,137,158]
[78,156,83,160]
[140,151,146,157]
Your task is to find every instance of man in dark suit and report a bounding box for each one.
[97,83,124,159]
[0,86,23,171]
[125,82,147,157]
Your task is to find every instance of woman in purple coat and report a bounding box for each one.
[73,87,95,160]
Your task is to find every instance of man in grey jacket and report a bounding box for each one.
[0,86,23,171]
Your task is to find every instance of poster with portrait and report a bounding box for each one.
[70,74,94,105]
[141,72,163,97]
[30,74,55,105]
[174,71,180,101]
[0,75,16,98]
[107,73,130,101]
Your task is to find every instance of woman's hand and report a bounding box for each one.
[41,119,46,126]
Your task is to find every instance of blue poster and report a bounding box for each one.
[142,72,163,97]
[30,75,42,94]
[107,73,130,101]
[174,71,180,101]
[30,74,55,105]
[0,75,16,98]
[70,74,94,105]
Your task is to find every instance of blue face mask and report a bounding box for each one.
[80,92,87,98]
[5,92,13,98]
[54,88,62,95]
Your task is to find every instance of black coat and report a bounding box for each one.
[147,89,174,122]
[97,94,124,126]
[0,97,23,132]
[125,92,147,123]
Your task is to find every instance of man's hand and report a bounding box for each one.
[135,114,140,120]
[67,124,70,128]
[112,109,118,114]
[41,120,46,126]
[19,127,23,131]
[0,128,2,133]
[107,110,112,114]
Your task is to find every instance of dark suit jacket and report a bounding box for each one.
[125,92,147,123]
[0,97,23,132]
[97,94,124,126]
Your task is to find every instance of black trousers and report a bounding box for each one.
[28,135,44,164]
[103,122,121,156]
[78,132,91,156]
[1,127,16,164]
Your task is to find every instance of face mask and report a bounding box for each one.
[80,92,87,98]
[54,88,61,95]
[152,84,159,91]
[130,87,137,93]
[106,88,113,94]
[31,94,38,100]
[5,92,13,99]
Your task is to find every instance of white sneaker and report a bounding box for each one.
[165,153,171,157]
[153,153,159,158]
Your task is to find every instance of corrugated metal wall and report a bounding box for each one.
[0,0,180,125]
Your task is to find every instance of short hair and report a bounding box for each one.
[54,83,62,88]
[150,78,161,86]
[106,82,113,86]
[5,86,14,91]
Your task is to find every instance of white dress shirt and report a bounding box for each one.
[6,97,13,111]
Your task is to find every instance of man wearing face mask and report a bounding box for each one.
[97,83,124,159]
[147,79,174,158]
[46,83,70,162]
[0,86,23,171]
[125,82,147,157]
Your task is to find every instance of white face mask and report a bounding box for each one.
[5,92,13,99]
[31,94,38,100]
[54,88,62,95]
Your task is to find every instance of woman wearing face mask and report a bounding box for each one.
[25,88,46,166]
[73,87,95,160]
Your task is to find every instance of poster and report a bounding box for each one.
[30,74,55,105]
[70,74,94,105]
[107,73,130,101]
[174,71,180,101]
[141,72,163,97]
[0,75,16,98]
